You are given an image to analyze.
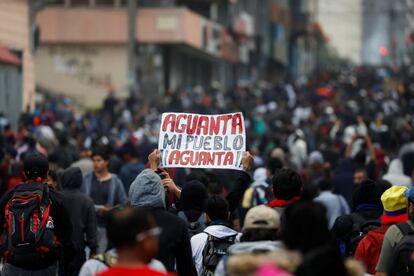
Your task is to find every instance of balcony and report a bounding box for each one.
[37,6,241,62]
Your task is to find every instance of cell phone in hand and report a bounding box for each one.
[156,168,167,180]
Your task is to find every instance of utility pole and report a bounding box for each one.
[128,0,138,97]
[405,0,414,63]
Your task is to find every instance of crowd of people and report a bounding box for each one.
[0,65,414,275]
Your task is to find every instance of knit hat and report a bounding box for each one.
[181,180,208,221]
[129,169,165,209]
[243,205,280,231]
[381,186,408,224]
[23,152,49,180]
[352,179,385,210]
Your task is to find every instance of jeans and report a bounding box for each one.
[97,226,108,254]
[3,262,58,276]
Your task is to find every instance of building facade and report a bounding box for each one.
[0,0,35,127]
[316,0,363,64]
[361,0,412,66]
[35,0,300,108]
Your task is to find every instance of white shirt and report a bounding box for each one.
[78,249,166,276]
[314,191,350,229]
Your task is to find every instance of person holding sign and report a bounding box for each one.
[148,149,254,215]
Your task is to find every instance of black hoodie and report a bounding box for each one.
[61,167,97,260]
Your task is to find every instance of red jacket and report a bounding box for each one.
[354,225,390,275]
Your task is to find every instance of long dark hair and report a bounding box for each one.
[282,201,333,254]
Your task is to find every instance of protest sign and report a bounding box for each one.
[158,112,246,170]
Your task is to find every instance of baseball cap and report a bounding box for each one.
[23,152,49,179]
[381,186,408,224]
[243,205,280,231]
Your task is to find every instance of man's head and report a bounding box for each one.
[241,205,280,242]
[129,169,165,209]
[318,179,333,192]
[403,187,414,220]
[352,179,388,210]
[266,157,283,177]
[181,180,208,220]
[353,168,366,185]
[272,168,303,200]
[91,148,110,174]
[283,201,331,254]
[308,151,324,169]
[23,153,49,181]
[205,196,229,223]
[121,141,139,162]
[106,207,160,264]
[61,167,83,191]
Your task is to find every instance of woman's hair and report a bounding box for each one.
[282,201,333,254]
[296,245,347,276]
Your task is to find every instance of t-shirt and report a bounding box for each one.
[90,175,112,226]
[376,220,414,272]
[97,267,175,276]
[90,175,111,205]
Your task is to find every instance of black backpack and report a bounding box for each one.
[345,213,381,256]
[0,183,60,263]
[202,233,236,276]
[388,222,414,276]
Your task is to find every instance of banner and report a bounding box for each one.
[158,112,246,170]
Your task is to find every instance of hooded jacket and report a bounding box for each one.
[129,169,194,276]
[383,159,412,188]
[191,224,240,276]
[61,167,98,256]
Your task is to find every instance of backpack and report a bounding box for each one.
[242,184,271,209]
[354,225,389,275]
[93,251,118,267]
[177,211,206,238]
[0,183,60,263]
[343,213,381,256]
[251,184,271,207]
[202,233,237,276]
[388,222,414,276]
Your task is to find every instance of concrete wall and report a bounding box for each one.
[37,7,203,47]
[317,0,363,64]
[35,44,128,108]
[0,0,35,110]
